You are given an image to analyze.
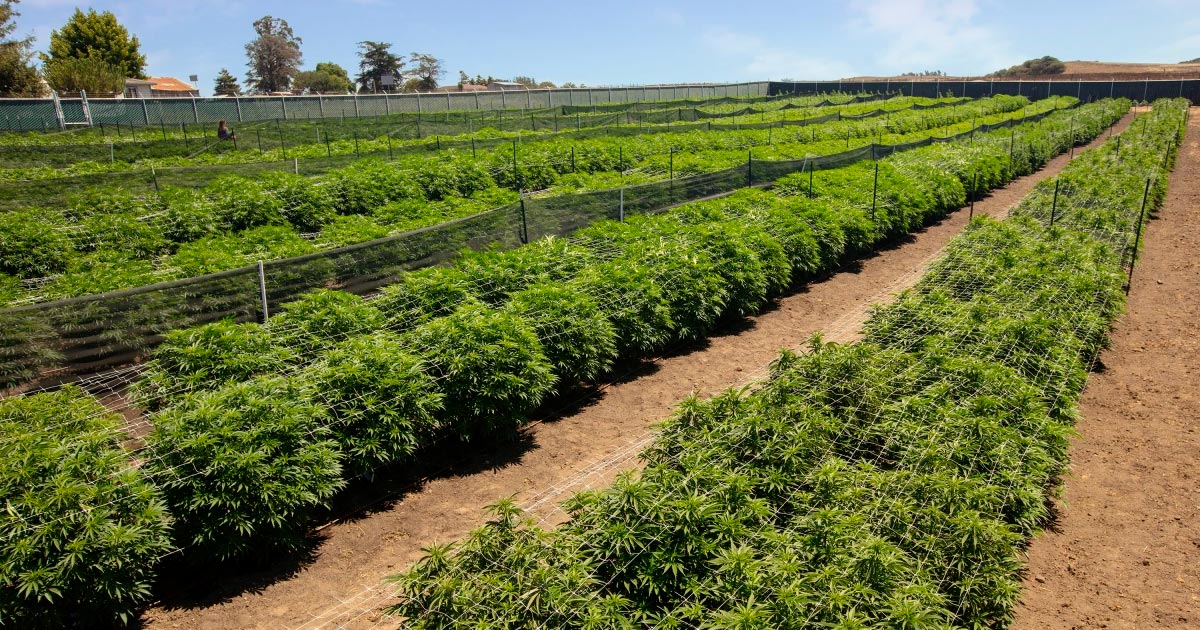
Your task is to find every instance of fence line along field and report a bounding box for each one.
[0,75,1193,629]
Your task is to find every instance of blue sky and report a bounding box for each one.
[11,0,1200,96]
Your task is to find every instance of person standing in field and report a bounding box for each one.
[217,119,237,141]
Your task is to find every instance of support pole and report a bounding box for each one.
[1126,178,1152,294]
[871,160,879,220]
[1049,179,1061,227]
[258,260,269,321]
[969,172,978,219]
[518,191,529,244]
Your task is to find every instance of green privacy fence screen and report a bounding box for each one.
[0,83,770,131]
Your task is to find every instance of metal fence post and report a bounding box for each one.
[1049,179,1061,227]
[235,96,242,122]
[192,96,199,123]
[142,99,150,125]
[258,260,270,321]
[871,160,879,220]
[619,187,625,222]
[969,172,978,218]
[518,191,529,244]
[1126,178,1152,293]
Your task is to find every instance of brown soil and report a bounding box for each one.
[1012,110,1200,629]
[138,114,1135,630]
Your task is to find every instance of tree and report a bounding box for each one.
[988,56,1066,78]
[245,15,302,94]
[400,77,423,93]
[293,61,353,94]
[213,67,240,96]
[0,1,42,97]
[537,81,556,89]
[43,8,145,79]
[457,69,468,87]
[356,41,403,93]
[512,75,536,87]
[409,52,443,91]
[43,57,124,96]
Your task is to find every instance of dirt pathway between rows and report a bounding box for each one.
[1012,111,1200,629]
[141,113,1136,630]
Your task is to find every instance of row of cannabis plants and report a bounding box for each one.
[0,95,1052,306]
[0,92,874,170]
[0,98,1129,626]
[384,99,1187,627]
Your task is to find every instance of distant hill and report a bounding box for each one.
[844,60,1200,82]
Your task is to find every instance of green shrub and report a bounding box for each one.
[132,319,296,409]
[78,212,171,258]
[258,171,339,232]
[203,175,289,231]
[65,188,155,221]
[169,226,316,277]
[146,376,344,561]
[373,266,477,331]
[568,262,674,357]
[329,160,424,215]
[404,302,555,439]
[623,236,727,342]
[158,187,222,243]
[0,210,74,278]
[0,387,171,626]
[318,214,391,248]
[414,156,495,200]
[305,331,443,475]
[504,284,618,385]
[265,289,385,351]
[46,255,159,300]
[455,237,597,304]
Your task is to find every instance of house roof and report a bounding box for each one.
[124,79,154,86]
[434,83,490,92]
[147,76,197,92]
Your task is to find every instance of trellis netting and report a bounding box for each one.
[0,104,1072,390]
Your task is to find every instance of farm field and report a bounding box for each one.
[0,85,1195,630]
[0,92,1031,309]
[1013,108,1200,629]
[141,105,1146,630]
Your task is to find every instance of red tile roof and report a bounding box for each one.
[148,76,197,92]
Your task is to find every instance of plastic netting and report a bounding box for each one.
[0,103,1075,390]
[0,84,770,131]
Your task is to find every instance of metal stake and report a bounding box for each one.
[1126,178,1152,294]
[258,261,269,321]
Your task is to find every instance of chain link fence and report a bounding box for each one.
[0,83,770,131]
[771,78,1200,103]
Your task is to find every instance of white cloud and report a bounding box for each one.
[702,27,856,80]
[849,0,1015,75]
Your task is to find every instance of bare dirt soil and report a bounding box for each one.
[1012,110,1200,629]
[139,115,1135,630]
